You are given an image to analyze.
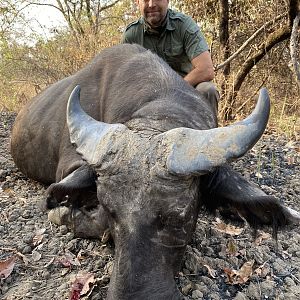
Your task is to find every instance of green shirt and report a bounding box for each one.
[121,9,209,77]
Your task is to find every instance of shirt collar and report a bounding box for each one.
[165,9,175,31]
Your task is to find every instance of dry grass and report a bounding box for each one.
[1,0,299,140]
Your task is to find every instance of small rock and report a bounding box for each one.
[26,220,35,225]
[260,280,275,296]
[8,213,18,221]
[192,289,203,299]
[1,284,9,294]
[59,225,68,235]
[104,261,114,276]
[41,270,51,279]
[65,232,74,241]
[60,283,68,290]
[284,277,295,287]
[181,283,192,296]
[247,282,260,299]
[272,259,286,274]
[22,245,32,254]
[22,210,32,219]
[0,169,6,178]
[284,293,298,300]
[233,292,248,300]
[199,276,214,287]
[208,292,220,300]
[23,234,33,244]
[182,268,190,275]
[48,207,70,225]
[95,258,106,269]
[194,283,208,295]
[5,276,13,284]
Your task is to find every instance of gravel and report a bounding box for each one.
[0,111,299,300]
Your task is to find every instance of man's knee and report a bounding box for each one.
[195,81,214,92]
[195,81,220,112]
[195,82,219,101]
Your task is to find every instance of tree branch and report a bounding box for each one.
[221,25,291,119]
[215,13,287,71]
[86,0,94,28]
[25,1,63,14]
[99,0,121,12]
[233,25,291,93]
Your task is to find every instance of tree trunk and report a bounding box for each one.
[289,0,300,88]
[218,0,230,98]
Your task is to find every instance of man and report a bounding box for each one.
[121,0,219,110]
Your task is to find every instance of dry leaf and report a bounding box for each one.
[213,220,243,236]
[238,260,254,281]
[254,232,271,246]
[0,256,16,279]
[69,272,95,300]
[227,239,238,256]
[0,247,29,266]
[69,283,81,300]
[4,188,15,197]
[58,250,81,268]
[254,262,270,278]
[80,273,95,295]
[287,156,296,165]
[224,260,254,285]
[32,228,46,246]
[203,264,216,278]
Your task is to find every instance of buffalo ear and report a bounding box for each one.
[66,85,127,165]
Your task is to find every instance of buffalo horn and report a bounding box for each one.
[164,88,270,175]
[67,85,126,165]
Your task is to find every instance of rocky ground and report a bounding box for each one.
[0,111,299,300]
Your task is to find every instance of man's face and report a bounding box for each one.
[137,0,169,27]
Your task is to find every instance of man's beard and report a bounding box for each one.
[144,11,168,35]
[145,11,167,28]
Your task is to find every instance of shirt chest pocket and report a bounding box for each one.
[164,44,184,63]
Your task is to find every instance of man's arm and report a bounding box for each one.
[184,51,215,87]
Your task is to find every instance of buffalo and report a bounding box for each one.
[10,44,300,300]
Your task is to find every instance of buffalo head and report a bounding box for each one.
[64,85,299,300]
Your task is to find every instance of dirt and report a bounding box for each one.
[0,111,299,300]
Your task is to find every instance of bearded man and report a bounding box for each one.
[121,0,219,111]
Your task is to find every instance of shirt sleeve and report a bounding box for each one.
[120,23,139,44]
[182,17,209,61]
[120,29,132,44]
